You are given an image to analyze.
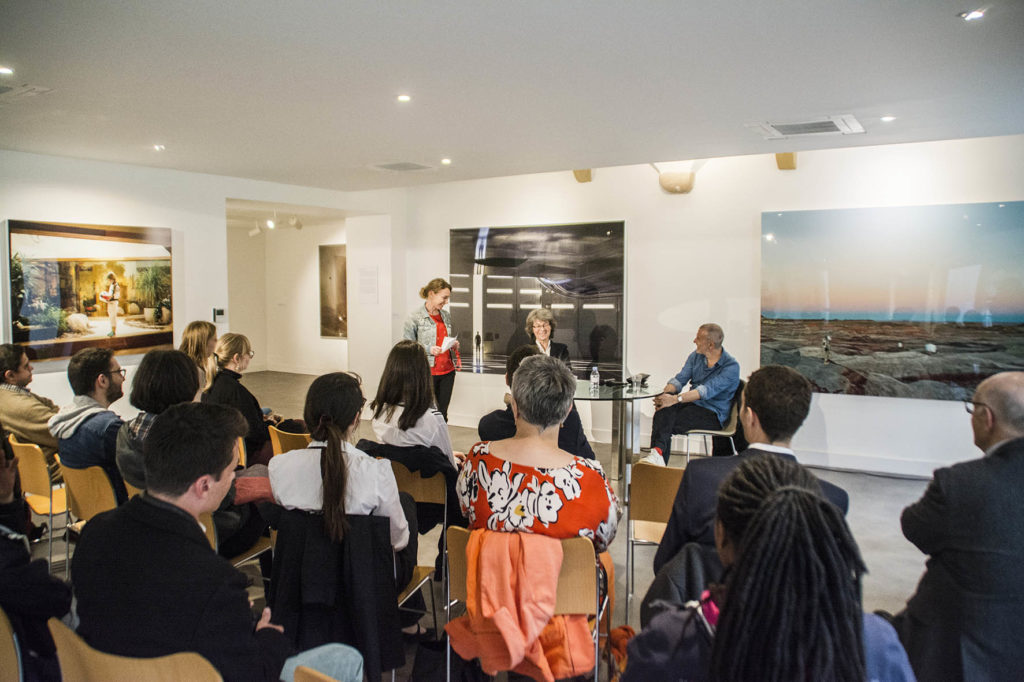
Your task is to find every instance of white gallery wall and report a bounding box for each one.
[398,135,1024,476]
[0,149,404,415]
[3,135,1023,476]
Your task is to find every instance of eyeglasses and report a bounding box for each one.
[246,350,255,358]
[105,368,127,379]
[532,323,551,329]
[964,400,988,414]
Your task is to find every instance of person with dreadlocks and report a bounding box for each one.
[622,454,914,682]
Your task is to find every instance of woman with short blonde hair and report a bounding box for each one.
[202,332,274,464]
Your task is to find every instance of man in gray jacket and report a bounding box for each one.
[48,347,127,502]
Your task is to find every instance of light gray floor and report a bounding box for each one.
[32,371,930,681]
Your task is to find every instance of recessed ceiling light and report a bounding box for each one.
[880,116,896,123]
[152,144,166,151]
[441,158,452,165]
[0,66,13,75]
[266,219,275,229]
[396,94,411,103]
[958,8,985,21]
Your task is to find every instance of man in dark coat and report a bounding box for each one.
[893,371,1024,681]
[71,402,363,682]
[652,364,848,574]
[478,345,595,459]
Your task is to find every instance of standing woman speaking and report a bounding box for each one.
[403,278,460,421]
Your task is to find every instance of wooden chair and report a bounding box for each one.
[625,462,685,620]
[236,436,247,468]
[8,434,68,571]
[670,379,746,463]
[390,461,446,632]
[294,665,337,682]
[268,425,311,456]
[123,481,144,499]
[446,527,603,681]
[47,617,222,681]
[56,456,118,579]
[0,605,20,682]
[197,511,274,569]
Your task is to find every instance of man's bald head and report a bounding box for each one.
[972,371,1024,451]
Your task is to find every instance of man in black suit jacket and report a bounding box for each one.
[652,364,848,573]
[71,403,364,682]
[893,371,1024,682]
[478,345,595,459]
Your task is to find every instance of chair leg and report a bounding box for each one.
[427,574,438,637]
[47,505,54,570]
[730,435,737,455]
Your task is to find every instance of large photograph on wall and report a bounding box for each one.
[760,201,1024,400]
[6,220,173,361]
[449,221,625,377]
[318,244,347,338]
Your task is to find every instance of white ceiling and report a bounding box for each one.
[1,1,1022,192]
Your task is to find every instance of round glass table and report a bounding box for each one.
[573,379,662,483]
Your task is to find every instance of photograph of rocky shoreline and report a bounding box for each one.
[761,318,1024,400]
[760,201,1024,400]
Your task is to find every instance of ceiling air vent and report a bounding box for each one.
[746,115,864,140]
[0,84,54,106]
[371,161,434,172]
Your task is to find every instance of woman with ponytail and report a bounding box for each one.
[623,454,914,682]
[267,372,409,551]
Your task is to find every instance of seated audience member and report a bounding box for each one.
[47,347,127,503]
[71,402,363,682]
[452,354,619,680]
[459,354,618,551]
[0,418,72,682]
[624,454,914,682]
[269,372,410,553]
[370,339,457,467]
[0,343,61,480]
[641,322,740,465]
[203,333,279,465]
[891,371,1024,681]
[525,308,570,363]
[116,348,266,558]
[478,345,595,460]
[179,320,218,391]
[652,364,848,576]
[269,372,421,632]
[116,349,200,488]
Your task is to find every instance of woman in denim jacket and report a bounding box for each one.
[403,278,460,421]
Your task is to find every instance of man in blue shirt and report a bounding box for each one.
[641,323,740,465]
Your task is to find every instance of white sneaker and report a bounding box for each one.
[639,451,666,467]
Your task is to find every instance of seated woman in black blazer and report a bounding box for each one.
[202,333,277,465]
[525,307,569,364]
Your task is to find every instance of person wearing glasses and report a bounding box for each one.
[889,371,1024,681]
[47,347,128,503]
[203,333,279,465]
[525,308,570,364]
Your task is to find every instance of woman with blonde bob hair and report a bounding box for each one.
[525,308,570,364]
[403,277,460,421]
[179,320,218,391]
[202,332,277,465]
